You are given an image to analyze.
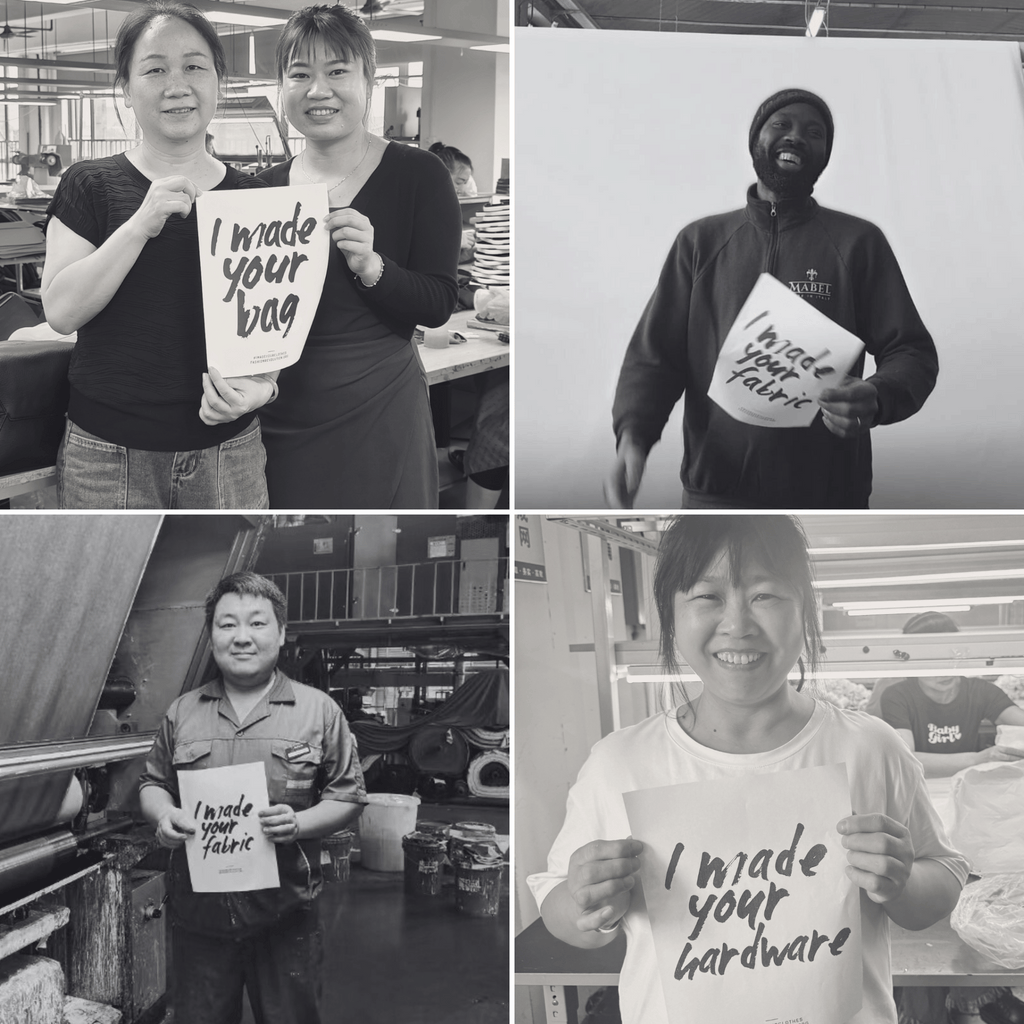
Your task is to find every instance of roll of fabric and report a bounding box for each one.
[463,727,508,750]
[407,726,470,776]
[467,750,510,799]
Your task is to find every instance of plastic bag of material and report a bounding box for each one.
[951,874,1024,969]
[949,763,1024,875]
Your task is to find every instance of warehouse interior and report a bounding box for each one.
[0,513,509,1024]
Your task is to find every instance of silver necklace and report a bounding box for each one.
[297,139,371,191]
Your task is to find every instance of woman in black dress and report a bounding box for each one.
[257,4,461,508]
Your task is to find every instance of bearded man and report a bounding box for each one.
[606,89,938,509]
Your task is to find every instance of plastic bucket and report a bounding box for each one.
[402,831,447,897]
[451,835,504,917]
[360,793,421,872]
[321,829,355,883]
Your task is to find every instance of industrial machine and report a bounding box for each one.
[0,514,265,1024]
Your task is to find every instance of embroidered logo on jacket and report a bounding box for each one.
[789,267,833,301]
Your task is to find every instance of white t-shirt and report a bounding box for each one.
[527,699,970,1024]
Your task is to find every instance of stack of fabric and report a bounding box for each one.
[469,195,510,290]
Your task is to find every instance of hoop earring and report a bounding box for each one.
[796,657,806,693]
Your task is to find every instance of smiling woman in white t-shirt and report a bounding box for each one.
[528,515,969,1024]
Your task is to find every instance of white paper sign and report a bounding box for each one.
[177,762,281,893]
[707,273,865,428]
[197,184,330,377]
[623,764,862,1024]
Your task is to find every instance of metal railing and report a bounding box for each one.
[269,557,508,623]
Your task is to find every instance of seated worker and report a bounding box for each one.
[606,88,938,509]
[429,141,478,197]
[878,619,1024,1024]
[139,571,366,1024]
[878,611,1024,778]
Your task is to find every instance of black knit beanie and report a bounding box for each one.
[748,88,834,166]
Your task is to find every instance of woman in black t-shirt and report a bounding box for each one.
[42,1,274,509]
[254,5,460,508]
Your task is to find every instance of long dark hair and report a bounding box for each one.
[654,515,822,688]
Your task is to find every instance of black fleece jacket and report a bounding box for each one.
[612,185,938,508]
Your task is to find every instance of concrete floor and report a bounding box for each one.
[230,863,510,1024]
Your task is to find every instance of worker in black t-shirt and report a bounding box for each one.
[876,611,1024,778]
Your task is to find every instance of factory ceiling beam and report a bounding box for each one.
[0,54,114,73]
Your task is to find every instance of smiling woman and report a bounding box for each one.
[252,4,462,509]
[40,0,275,509]
[527,514,969,1024]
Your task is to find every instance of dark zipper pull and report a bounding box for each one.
[771,202,777,218]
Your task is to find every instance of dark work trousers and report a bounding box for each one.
[171,905,323,1024]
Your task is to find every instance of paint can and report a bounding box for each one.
[401,831,447,897]
[451,835,504,918]
[447,821,496,861]
[321,829,355,883]
[415,820,450,839]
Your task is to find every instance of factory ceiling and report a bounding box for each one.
[519,0,1024,43]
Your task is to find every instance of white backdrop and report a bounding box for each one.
[514,31,1024,508]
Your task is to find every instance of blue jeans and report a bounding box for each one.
[57,418,269,509]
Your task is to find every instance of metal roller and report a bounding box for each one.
[0,830,79,894]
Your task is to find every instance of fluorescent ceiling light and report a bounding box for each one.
[203,10,287,27]
[832,596,1024,611]
[844,605,972,617]
[805,5,826,36]
[471,43,510,52]
[809,539,1024,557]
[817,569,1024,589]
[370,30,441,42]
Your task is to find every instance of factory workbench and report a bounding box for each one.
[516,914,1024,1022]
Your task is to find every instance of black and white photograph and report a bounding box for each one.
[0,0,508,512]
[0,512,509,1023]
[515,11,1024,509]
[514,513,1024,1024]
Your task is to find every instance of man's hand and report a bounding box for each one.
[259,804,301,844]
[819,377,879,438]
[604,438,647,508]
[838,813,914,904]
[155,807,197,849]
[567,838,643,932]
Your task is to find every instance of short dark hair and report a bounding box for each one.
[654,515,822,683]
[114,2,227,92]
[275,4,376,96]
[205,572,287,631]
[429,141,473,173]
[903,611,959,634]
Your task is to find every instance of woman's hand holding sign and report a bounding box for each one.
[818,377,878,438]
[325,208,383,286]
[259,804,301,844]
[567,838,644,936]
[838,814,913,904]
[199,367,277,425]
[131,175,200,239]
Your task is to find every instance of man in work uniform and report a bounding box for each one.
[140,571,366,1024]
[606,88,939,509]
